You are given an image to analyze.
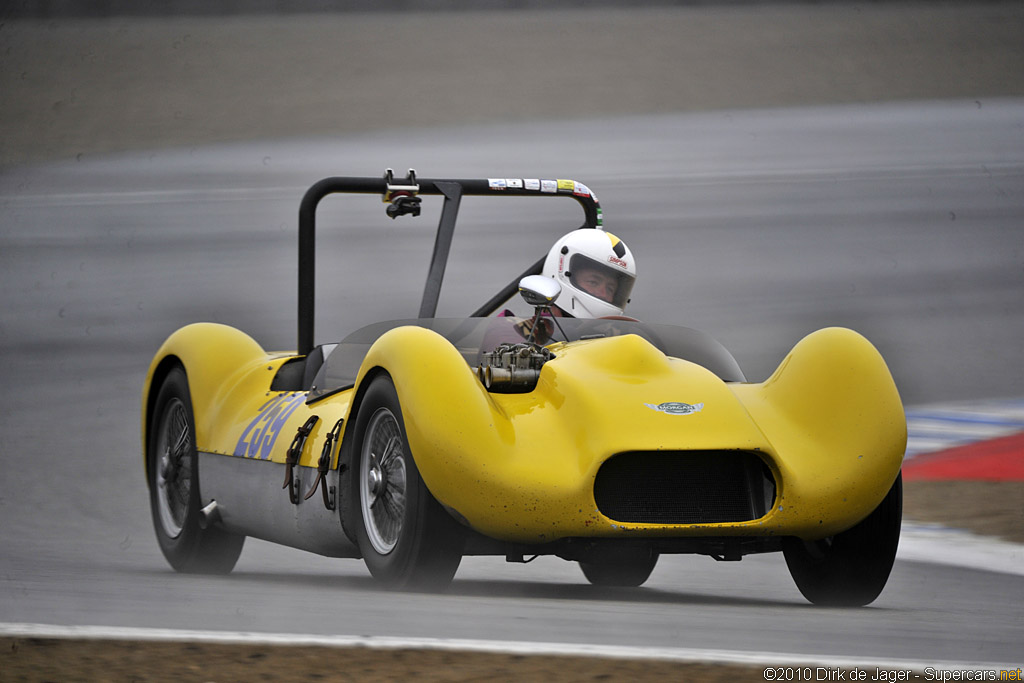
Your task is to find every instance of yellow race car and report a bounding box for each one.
[142,170,906,605]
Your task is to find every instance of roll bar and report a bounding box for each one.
[297,170,602,356]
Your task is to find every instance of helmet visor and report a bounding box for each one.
[568,254,634,309]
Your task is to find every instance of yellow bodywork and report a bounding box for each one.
[142,323,350,471]
[143,322,905,545]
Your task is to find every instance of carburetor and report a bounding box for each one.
[478,342,554,393]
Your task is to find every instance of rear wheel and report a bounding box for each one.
[579,550,659,587]
[350,374,464,590]
[783,472,902,606]
[148,366,244,574]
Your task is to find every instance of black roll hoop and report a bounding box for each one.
[297,169,603,356]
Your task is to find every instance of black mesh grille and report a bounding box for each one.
[593,451,775,524]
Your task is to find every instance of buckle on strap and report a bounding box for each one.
[305,417,344,510]
[283,415,319,505]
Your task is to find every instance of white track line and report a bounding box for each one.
[0,622,1018,673]
[899,522,1024,577]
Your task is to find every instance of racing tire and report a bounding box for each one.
[147,366,245,574]
[579,551,659,587]
[350,374,464,591]
[783,472,902,607]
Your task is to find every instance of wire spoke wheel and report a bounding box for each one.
[147,366,244,574]
[347,374,464,590]
[360,408,408,555]
[155,397,193,539]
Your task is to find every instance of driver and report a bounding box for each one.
[484,228,637,349]
[541,227,637,318]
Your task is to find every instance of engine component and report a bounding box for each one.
[478,342,554,393]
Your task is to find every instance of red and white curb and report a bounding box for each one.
[898,397,1024,576]
[905,397,1024,459]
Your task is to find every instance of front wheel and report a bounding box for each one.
[349,374,464,590]
[147,366,244,574]
[783,472,902,606]
[579,550,659,587]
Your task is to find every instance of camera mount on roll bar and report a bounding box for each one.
[383,168,421,219]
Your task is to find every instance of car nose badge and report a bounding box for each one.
[645,401,704,415]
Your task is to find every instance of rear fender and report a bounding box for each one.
[142,323,271,476]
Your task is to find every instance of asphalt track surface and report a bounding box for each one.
[1,98,1023,671]
[3,3,1024,676]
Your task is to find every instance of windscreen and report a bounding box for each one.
[307,317,744,402]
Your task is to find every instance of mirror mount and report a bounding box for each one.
[518,275,566,344]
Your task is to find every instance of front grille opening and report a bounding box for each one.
[594,451,776,525]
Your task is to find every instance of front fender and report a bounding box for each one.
[347,325,906,544]
[351,328,768,541]
[730,327,906,538]
[350,325,505,505]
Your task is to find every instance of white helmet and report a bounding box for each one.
[541,228,636,318]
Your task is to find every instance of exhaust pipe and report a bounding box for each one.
[198,501,222,530]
